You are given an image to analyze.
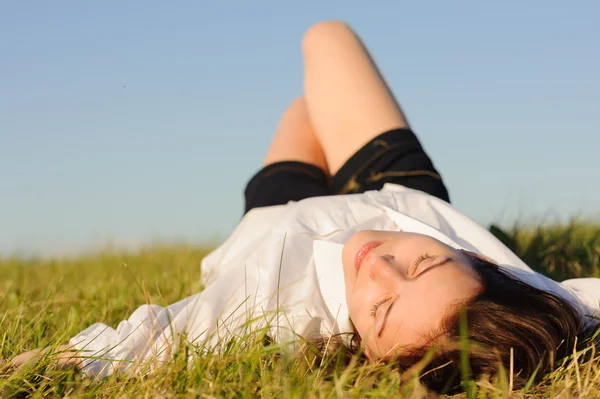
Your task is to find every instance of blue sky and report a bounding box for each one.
[1,1,599,256]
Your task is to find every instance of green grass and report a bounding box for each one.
[1,222,599,398]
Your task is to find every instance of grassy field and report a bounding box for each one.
[1,222,599,398]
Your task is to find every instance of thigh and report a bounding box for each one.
[330,129,451,203]
[302,21,410,175]
[244,161,330,214]
[246,97,331,214]
[262,97,328,172]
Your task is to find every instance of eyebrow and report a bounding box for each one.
[376,257,455,338]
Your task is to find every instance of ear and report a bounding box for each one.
[459,249,495,264]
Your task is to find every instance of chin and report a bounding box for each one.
[342,231,365,271]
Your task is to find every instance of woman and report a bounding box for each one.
[12,21,600,392]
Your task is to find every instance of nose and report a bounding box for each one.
[368,254,404,287]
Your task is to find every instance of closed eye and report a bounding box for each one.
[370,297,392,317]
[377,257,455,338]
[410,253,433,275]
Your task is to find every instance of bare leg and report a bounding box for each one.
[262,97,328,174]
[302,21,410,175]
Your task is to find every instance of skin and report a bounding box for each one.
[262,97,328,172]
[301,20,410,174]
[342,230,482,359]
[9,345,81,370]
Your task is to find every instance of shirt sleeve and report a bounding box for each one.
[69,259,267,379]
[68,294,200,379]
[561,278,600,321]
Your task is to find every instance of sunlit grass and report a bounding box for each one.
[1,222,599,398]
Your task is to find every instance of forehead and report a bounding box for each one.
[370,260,480,357]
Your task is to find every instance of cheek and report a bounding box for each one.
[347,289,373,328]
[398,287,451,334]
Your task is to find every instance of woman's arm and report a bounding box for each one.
[10,345,82,370]
[10,302,184,378]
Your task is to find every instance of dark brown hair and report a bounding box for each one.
[347,254,600,394]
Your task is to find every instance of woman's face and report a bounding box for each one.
[342,230,482,359]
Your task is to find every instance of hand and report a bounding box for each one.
[10,345,82,370]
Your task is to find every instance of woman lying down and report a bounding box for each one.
[12,21,600,393]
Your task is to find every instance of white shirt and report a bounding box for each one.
[70,184,600,378]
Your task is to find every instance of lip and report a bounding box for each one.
[355,241,382,272]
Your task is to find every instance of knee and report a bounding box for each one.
[301,20,356,55]
[287,96,306,112]
[278,96,308,123]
